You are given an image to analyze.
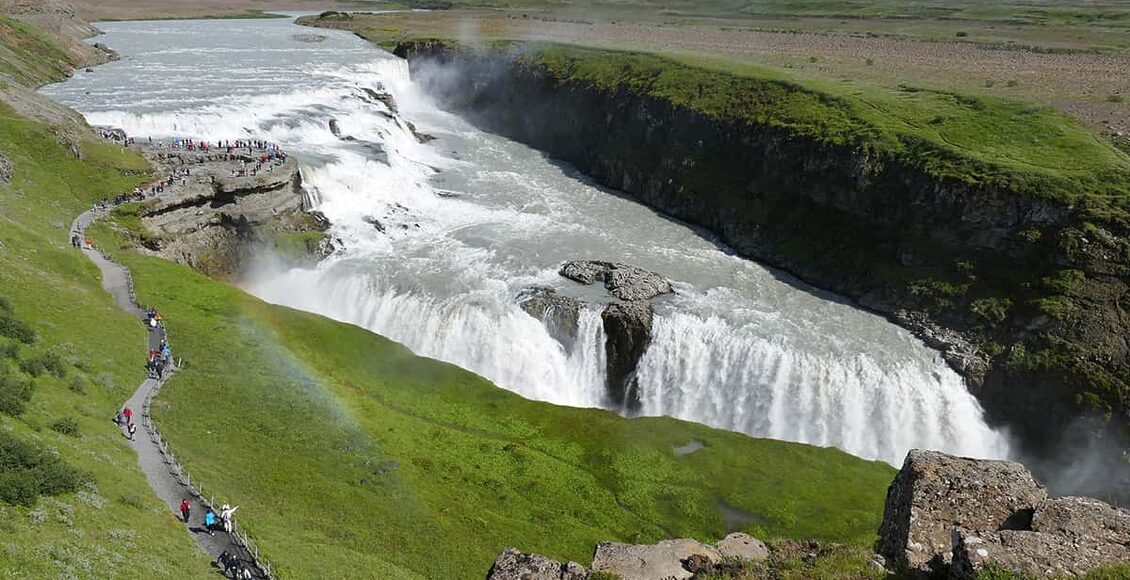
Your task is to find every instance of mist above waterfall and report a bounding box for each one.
[42,16,1012,466]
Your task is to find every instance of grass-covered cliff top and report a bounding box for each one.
[460,38,1130,209]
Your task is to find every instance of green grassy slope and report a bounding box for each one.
[0,16,80,86]
[0,103,214,576]
[88,212,896,578]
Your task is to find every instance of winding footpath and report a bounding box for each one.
[71,208,270,579]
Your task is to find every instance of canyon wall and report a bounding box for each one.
[394,41,1130,490]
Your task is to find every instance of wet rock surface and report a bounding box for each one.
[601,300,652,408]
[878,449,1130,578]
[517,287,582,353]
[486,548,590,580]
[560,260,673,301]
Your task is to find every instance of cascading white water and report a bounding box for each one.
[41,16,1012,465]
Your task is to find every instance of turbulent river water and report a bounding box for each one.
[43,16,1012,465]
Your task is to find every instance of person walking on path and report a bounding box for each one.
[127,422,136,441]
[204,508,217,536]
[220,504,238,533]
[179,498,191,523]
[122,406,132,424]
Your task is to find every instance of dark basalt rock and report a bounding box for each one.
[601,300,652,409]
[517,287,581,354]
[560,260,673,301]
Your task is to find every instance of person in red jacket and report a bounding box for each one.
[122,406,133,424]
[179,498,190,523]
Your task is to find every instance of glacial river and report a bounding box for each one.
[42,15,1011,464]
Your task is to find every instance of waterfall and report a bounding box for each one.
[42,17,1012,467]
[635,312,1010,463]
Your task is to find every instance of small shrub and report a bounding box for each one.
[0,340,18,360]
[956,31,968,37]
[1006,79,1018,87]
[808,56,819,63]
[970,297,1013,324]
[1041,269,1085,295]
[69,375,86,395]
[984,79,996,88]
[865,58,874,66]
[19,349,66,378]
[116,494,145,509]
[0,298,36,345]
[0,367,34,416]
[1017,228,1043,243]
[1033,296,1076,319]
[1108,94,1124,103]
[50,417,80,437]
[0,433,90,506]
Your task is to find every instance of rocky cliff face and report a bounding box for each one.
[133,147,329,278]
[395,41,1130,492]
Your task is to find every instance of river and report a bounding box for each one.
[41,15,1011,465]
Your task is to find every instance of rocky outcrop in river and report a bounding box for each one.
[393,40,1130,495]
[878,449,1130,578]
[517,261,673,407]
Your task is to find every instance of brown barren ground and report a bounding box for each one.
[334,10,1130,135]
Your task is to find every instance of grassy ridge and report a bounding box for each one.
[89,212,895,577]
[0,16,79,86]
[522,44,1130,207]
[0,103,214,576]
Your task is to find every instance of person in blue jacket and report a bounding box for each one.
[204,508,217,536]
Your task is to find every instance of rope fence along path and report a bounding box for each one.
[73,205,275,579]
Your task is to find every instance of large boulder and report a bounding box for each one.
[601,301,652,408]
[950,529,1130,579]
[716,532,769,562]
[560,260,673,301]
[486,548,590,580]
[1032,496,1130,546]
[592,539,721,580]
[876,450,1047,573]
[517,287,582,353]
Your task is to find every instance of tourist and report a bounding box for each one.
[127,422,136,441]
[179,498,191,523]
[123,406,133,424]
[219,551,235,576]
[220,504,238,533]
[204,509,217,536]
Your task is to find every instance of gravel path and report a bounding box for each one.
[71,208,269,579]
